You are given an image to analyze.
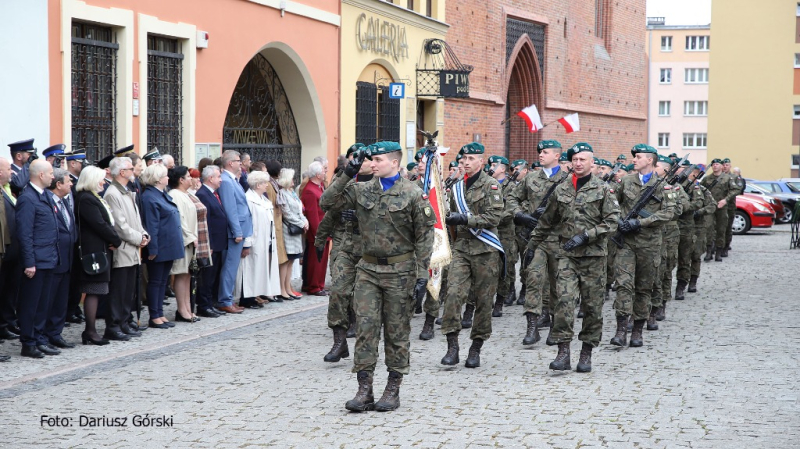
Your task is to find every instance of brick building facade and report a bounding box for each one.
[443,0,647,164]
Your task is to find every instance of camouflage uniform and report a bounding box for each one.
[613,173,676,321]
[691,186,717,279]
[700,172,737,254]
[441,170,503,341]
[676,183,705,285]
[495,178,517,300]
[605,178,623,291]
[651,185,687,311]
[320,174,435,375]
[530,174,619,346]
[725,174,745,250]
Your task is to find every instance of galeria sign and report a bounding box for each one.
[356,13,409,62]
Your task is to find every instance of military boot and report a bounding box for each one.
[374,371,402,412]
[629,319,646,347]
[549,342,571,371]
[419,314,436,341]
[675,280,688,301]
[703,245,714,262]
[627,316,634,332]
[646,310,659,331]
[522,312,540,345]
[324,327,350,362]
[346,308,356,338]
[345,370,374,412]
[721,248,729,257]
[464,339,483,368]
[715,247,723,262]
[688,275,698,293]
[441,332,459,365]
[610,315,628,346]
[536,308,551,327]
[504,289,516,306]
[655,303,666,321]
[545,315,557,346]
[461,304,475,328]
[516,284,526,305]
[492,296,504,317]
[575,342,593,373]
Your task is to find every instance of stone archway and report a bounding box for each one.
[505,37,543,162]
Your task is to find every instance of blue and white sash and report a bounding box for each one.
[452,179,506,278]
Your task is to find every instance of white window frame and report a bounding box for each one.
[658,101,671,116]
[684,68,709,84]
[683,133,708,149]
[795,53,800,68]
[661,36,672,51]
[685,35,710,51]
[684,101,708,116]
[660,68,672,84]
[793,105,800,119]
[657,133,670,148]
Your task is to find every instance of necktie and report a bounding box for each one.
[58,199,71,228]
[214,191,221,204]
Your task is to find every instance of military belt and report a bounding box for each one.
[361,252,414,265]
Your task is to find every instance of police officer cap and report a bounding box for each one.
[657,155,674,165]
[8,138,35,153]
[346,143,365,158]
[488,155,510,166]
[114,144,135,157]
[66,149,87,162]
[414,149,426,162]
[616,154,627,160]
[710,158,723,165]
[406,162,418,171]
[449,160,459,169]
[511,159,527,168]
[630,143,657,156]
[537,140,562,152]
[722,158,731,163]
[559,152,569,162]
[43,144,66,158]
[143,148,162,162]
[363,141,402,159]
[95,154,114,169]
[567,142,593,160]
[460,142,485,155]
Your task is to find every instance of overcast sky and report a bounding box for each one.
[646,0,712,26]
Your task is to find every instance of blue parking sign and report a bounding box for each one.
[389,83,405,99]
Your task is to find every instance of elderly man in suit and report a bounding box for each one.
[195,165,229,318]
[45,168,78,349]
[16,160,60,358]
[0,157,21,343]
[216,150,253,314]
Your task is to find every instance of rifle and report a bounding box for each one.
[610,154,688,248]
[602,163,622,183]
[444,171,459,190]
[520,168,573,268]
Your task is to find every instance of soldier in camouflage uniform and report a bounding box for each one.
[723,160,744,255]
[507,140,568,346]
[676,164,713,300]
[440,142,503,369]
[605,160,624,299]
[488,155,516,317]
[611,145,676,348]
[507,159,529,307]
[320,141,435,413]
[530,143,619,372]
[689,165,717,292]
[316,144,374,363]
[700,158,738,262]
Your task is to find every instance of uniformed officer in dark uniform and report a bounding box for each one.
[8,138,37,196]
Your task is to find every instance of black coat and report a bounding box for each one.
[1,190,19,262]
[75,191,122,284]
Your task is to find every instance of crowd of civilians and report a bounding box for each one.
[0,143,331,360]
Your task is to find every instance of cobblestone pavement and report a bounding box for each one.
[2,229,798,448]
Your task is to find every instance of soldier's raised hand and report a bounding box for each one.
[344,150,366,178]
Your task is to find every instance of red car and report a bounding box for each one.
[742,192,785,220]
[733,194,775,234]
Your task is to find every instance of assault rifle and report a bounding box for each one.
[610,154,688,248]
[602,162,623,183]
[519,168,573,268]
[444,171,459,190]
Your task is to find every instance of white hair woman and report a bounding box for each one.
[278,168,307,300]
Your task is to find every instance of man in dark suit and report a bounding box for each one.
[195,165,229,318]
[8,138,36,196]
[45,168,78,348]
[16,160,60,358]
[65,150,87,324]
[0,157,21,342]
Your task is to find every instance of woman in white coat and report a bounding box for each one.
[236,170,281,306]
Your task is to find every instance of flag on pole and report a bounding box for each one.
[517,105,544,133]
[421,146,452,301]
[558,113,581,133]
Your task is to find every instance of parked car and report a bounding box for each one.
[745,179,799,224]
[733,194,775,235]
[777,178,800,194]
[742,185,786,220]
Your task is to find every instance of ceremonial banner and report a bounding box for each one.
[421,145,452,301]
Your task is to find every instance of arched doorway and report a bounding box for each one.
[223,53,301,179]
[505,38,542,163]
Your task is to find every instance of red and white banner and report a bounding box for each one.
[517,105,544,133]
[558,113,581,133]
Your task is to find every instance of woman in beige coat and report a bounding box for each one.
[167,166,198,323]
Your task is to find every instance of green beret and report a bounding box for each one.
[668,153,678,158]
[680,159,691,166]
[625,164,635,171]
[449,161,459,169]
[488,155,510,166]
[484,163,491,172]
[414,149,425,162]
[711,158,723,165]
[364,141,402,159]
[593,157,601,165]
[460,142,485,155]
[600,159,614,168]
[532,161,541,168]
[616,154,627,160]
[567,142,593,160]
[559,152,569,162]
[455,153,463,162]
[346,143,365,158]
[631,144,657,156]
[722,158,731,163]
[657,155,674,165]
[511,159,527,168]
[537,140,562,152]
[406,162,418,171]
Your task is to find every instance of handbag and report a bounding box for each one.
[77,195,110,275]
[284,219,304,236]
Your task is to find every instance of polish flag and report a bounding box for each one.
[517,105,543,133]
[558,113,580,133]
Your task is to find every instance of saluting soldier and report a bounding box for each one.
[440,142,504,368]
[507,140,568,346]
[699,158,738,262]
[488,155,516,317]
[320,141,435,412]
[611,145,675,348]
[530,143,619,372]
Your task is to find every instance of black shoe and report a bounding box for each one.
[103,330,131,341]
[324,327,350,363]
[522,312,541,346]
[492,297,504,318]
[66,313,84,324]
[288,294,302,300]
[197,308,221,318]
[464,339,483,368]
[434,317,442,326]
[81,331,110,345]
[49,337,76,349]
[213,307,228,314]
[504,289,516,306]
[21,345,45,358]
[241,302,263,309]
[516,285,526,306]
[610,315,628,347]
[127,321,147,332]
[165,286,176,298]
[37,344,61,355]
[630,319,645,347]
[576,342,593,373]
[419,314,436,341]
[120,326,142,337]
[148,320,171,329]
[549,342,571,371]
[276,295,294,302]
[687,275,698,293]
[0,354,9,362]
[0,327,19,340]
[441,332,460,365]
[175,313,197,323]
